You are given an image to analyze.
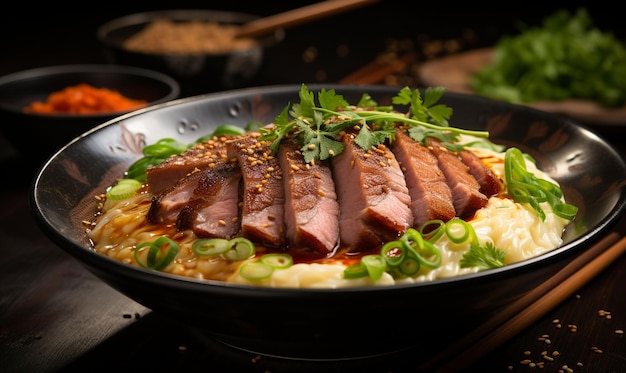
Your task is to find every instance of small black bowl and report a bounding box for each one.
[0,64,180,167]
[30,84,626,361]
[97,9,285,96]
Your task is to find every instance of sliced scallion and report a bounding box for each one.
[239,261,274,281]
[224,237,255,261]
[260,253,293,269]
[134,236,178,270]
[192,238,230,257]
[106,179,142,200]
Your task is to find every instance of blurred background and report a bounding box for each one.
[1,1,622,91]
[0,1,622,164]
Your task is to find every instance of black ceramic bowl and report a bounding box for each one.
[0,64,179,166]
[30,84,626,361]
[97,9,285,97]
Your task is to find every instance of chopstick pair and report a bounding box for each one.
[417,232,626,372]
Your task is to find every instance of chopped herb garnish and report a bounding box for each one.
[259,84,490,163]
[460,241,506,270]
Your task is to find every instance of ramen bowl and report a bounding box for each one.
[0,64,179,168]
[97,9,285,97]
[30,84,626,361]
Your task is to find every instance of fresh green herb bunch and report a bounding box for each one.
[469,8,626,107]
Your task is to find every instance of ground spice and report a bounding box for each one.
[123,20,256,55]
[24,83,148,114]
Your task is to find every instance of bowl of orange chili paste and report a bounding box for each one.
[0,64,179,166]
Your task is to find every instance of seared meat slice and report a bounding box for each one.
[426,137,488,220]
[146,136,233,195]
[278,137,339,256]
[226,132,285,248]
[331,132,413,252]
[176,162,242,239]
[391,130,456,227]
[147,168,205,224]
[459,149,503,197]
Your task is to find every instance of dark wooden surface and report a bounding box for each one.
[2,3,626,372]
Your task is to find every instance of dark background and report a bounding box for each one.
[1,1,623,92]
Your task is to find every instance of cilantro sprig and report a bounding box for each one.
[259,84,490,163]
[470,8,626,107]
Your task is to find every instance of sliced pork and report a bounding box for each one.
[391,130,456,228]
[147,168,206,225]
[144,129,505,255]
[146,136,233,195]
[226,132,286,248]
[331,132,413,252]
[427,137,488,220]
[278,137,339,256]
[459,149,503,197]
[176,162,242,239]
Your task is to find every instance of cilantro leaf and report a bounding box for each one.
[259,84,487,163]
[459,241,506,270]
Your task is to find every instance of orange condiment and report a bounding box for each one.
[25,83,148,114]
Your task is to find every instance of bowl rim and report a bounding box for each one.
[96,8,285,57]
[0,63,180,117]
[31,83,626,294]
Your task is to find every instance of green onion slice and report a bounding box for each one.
[224,237,255,261]
[504,147,578,221]
[106,178,142,200]
[343,262,369,279]
[260,253,293,269]
[192,238,230,257]
[381,241,405,267]
[239,261,274,281]
[419,220,445,242]
[134,236,179,270]
[361,254,387,281]
[398,256,420,276]
[445,219,474,244]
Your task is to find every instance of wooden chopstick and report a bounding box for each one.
[417,232,626,372]
[339,51,418,85]
[236,0,378,38]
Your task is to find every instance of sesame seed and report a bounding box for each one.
[615,329,624,334]
[291,164,300,171]
[218,220,226,226]
[591,346,603,354]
